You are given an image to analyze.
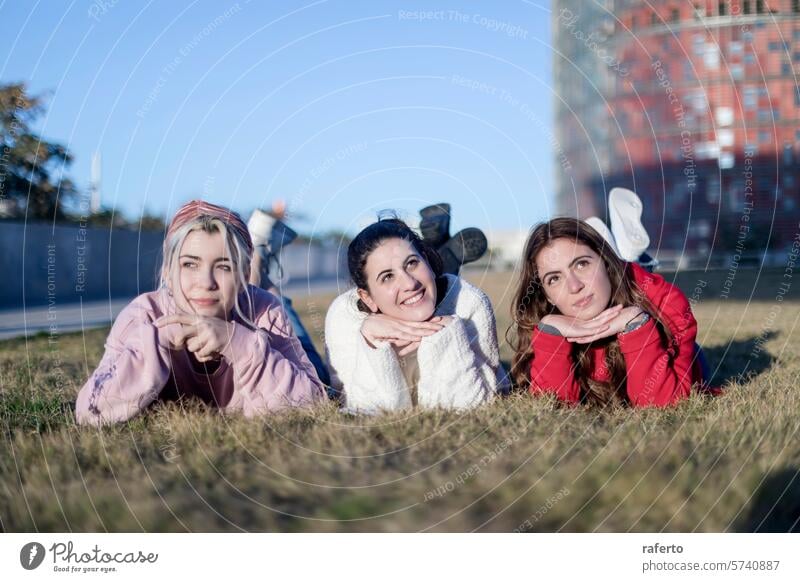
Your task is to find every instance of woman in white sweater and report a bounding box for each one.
[325,218,509,413]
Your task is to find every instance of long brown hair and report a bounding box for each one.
[508,218,673,407]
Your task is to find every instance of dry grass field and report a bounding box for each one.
[1,268,799,532]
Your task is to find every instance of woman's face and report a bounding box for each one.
[172,229,239,319]
[357,237,438,322]
[535,237,612,320]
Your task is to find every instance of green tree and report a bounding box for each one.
[138,210,166,232]
[0,83,77,220]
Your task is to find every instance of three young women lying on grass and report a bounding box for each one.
[76,199,714,425]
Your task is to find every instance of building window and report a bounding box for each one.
[671,8,680,22]
[707,176,721,204]
[744,87,758,109]
[795,129,800,142]
[729,41,743,54]
[731,64,744,79]
[719,2,728,16]
[651,12,659,26]
[704,45,721,69]
[782,61,792,75]
[744,53,756,64]
[689,91,708,110]
[768,41,781,51]
[795,88,800,107]
[759,130,771,143]
[693,34,705,55]
[757,0,765,14]
[744,30,754,43]
[794,0,800,14]
[743,0,752,14]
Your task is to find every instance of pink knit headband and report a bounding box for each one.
[166,200,253,256]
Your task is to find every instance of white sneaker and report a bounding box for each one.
[247,209,277,248]
[248,209,296,285]
[609,187,650,262]
[585,216,621,258]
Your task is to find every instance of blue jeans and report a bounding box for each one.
[694,343,712,387]
[279,295,331,389]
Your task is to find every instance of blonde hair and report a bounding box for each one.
[159,215,256,328]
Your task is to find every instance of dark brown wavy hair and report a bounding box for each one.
[507,218,673,407]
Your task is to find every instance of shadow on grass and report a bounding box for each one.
[738,467,800,532]
[702,332,776,386]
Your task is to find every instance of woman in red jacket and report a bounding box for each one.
[509,217,711,408]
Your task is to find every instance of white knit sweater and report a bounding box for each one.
[324,274,509,413]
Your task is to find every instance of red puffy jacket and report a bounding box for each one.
[529,262,708,407]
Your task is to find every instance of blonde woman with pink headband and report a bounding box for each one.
[75,200,325,426]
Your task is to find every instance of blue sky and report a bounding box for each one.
[1,0,554,236]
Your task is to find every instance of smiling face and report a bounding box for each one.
[357,237,438,322]
[172,229,239,319]
[535,237,613,320]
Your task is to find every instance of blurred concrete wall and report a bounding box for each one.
[0,222,346,309]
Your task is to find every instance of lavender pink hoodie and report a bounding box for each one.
[75,285,325,426]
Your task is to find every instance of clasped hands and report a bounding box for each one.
[155,313,235,362]
[540,305,647,344]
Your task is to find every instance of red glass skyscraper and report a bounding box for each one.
[554,0,800,260]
